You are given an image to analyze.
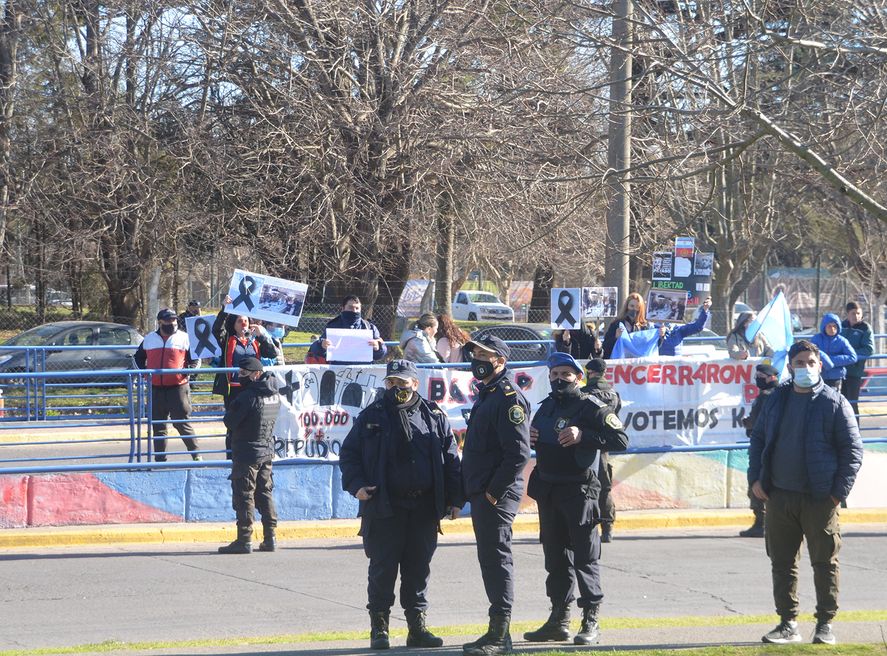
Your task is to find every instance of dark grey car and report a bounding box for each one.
[470,323,556,363]
[0,321,143,384]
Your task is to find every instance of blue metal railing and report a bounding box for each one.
[1,338,886,473]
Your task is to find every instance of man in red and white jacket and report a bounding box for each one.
[135,308,201,462]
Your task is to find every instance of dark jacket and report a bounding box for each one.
[211,310,278,397]
[748,380,863,501]
[222,373,281,463]
[742,389,773,438]
[810,313,857,382]
[461,369,531,501]
[841,319,874,379]
[554,328,602,360]
[307,314,387,363]
[658,308,708,356]
[529,389,628,488]
[581,377,622,415]
[339,396,464,532]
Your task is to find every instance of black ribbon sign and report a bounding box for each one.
[555,289,577,327]
[193,318,219,358]
[232,275,257,311]
[279,369,300,405]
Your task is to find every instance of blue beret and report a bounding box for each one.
[547,352,583,374]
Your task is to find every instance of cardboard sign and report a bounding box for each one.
[225,269,308,327]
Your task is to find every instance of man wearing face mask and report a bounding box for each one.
[738,363,780,538]
[307,295,387,364]
[581,358,621,543]
[218,357,280,554]
[134,308,201,462]
[524,353,628,646]
[749,340,863,646]
[460,335,530,656]
[340,360,463,650]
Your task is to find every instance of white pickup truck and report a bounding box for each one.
[451,290,515,322]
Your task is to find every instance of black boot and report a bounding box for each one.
[600,523,613,543]
[574,605,600,645]
[523,604,570,642]
[462,613,512,655]
[258,525,276,552]
[369,610,390,650]
[406,609,443,648]
[218,526,252,554]
[739,510,765,538]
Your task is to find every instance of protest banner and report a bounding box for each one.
[265,356,758,461]
[225,269,308,327]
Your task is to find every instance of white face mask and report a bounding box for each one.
[792,365,821,388]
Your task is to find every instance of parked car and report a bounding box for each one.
[452,290,515,322]
[0,321,143,384]
[470,323,555,362]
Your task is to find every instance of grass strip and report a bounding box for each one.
[1,610,884,655]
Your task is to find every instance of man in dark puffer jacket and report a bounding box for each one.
[219,357,281,554]
[749,340,863,646]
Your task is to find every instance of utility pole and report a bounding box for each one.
[604,0,633,302]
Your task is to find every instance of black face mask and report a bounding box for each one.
[627,309,638,321]
[470,358,495,380]
[237,375,252,387]
[341,310,361,325]
[386,386,413,404]
[550,378,579,397]
[756,377,777,391]
[160,323,176,336]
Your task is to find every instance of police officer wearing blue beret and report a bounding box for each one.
[524,352,629,646]
[340,360,464,650]
[461,335,531,656]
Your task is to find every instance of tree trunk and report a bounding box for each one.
[434,202,455,315]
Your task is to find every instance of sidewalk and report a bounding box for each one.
[2,507,885,548]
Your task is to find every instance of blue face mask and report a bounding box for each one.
[792,366,821,388]
[268,327,285,339]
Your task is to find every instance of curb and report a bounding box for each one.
[1,508,885,549]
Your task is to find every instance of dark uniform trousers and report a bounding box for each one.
[230,459,277,530]
[537,481,603,609]
[597,453,615,525]
[364,494,439,613]
[470,490,521,616]
[765,488,841,623]
[152,385,198,458]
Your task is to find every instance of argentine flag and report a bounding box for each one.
[745,291,794,377]
[611,327,661,359]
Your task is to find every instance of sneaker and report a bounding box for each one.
[812,622,836,645]
[762,620,802,644]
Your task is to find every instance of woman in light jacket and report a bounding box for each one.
[399,313,443,363]
[727,312,774,360]
[435,313,470,363]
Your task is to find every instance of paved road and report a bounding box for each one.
[1,526,885,652]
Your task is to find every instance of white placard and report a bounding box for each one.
[185,315,221,359]
[326,328,374,363]
[550,288,582,329]
[225,268,308,327]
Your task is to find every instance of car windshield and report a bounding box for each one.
[3,325,65,346]
[469,293,501,304]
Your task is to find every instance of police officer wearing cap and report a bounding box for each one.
[218,357,281,554]
[460,335,530,656]
[581,358,621,542]
[340,359,463,650]
[524,352,628,646]
[739,362,780,538]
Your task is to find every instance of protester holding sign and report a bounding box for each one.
[524,353,628,646]
[134,309,201,462]
[306,295,387,364]
[601,293,649,359]
[339,360,463,650]
[554,324,602,360]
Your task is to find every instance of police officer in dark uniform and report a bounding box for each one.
[340,360,463,650]
[739,363,780,538]
[218,357,280,554]
[460,335,531,656]
[581,358,621,542]
[524,352,628,645]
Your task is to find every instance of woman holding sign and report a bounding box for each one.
[601,293,649,359]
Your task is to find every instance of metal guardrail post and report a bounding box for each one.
[126,374,136,463]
